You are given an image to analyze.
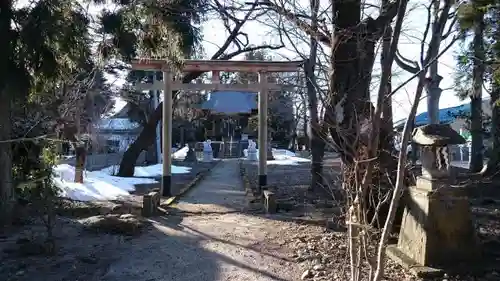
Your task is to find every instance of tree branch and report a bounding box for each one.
[389,35,460,98]
[371,0,403,31]
[441,11,459,40]
[394,50,419,73]
[420,2,432,65]
[181,0,284,83]
[251,0,332,45]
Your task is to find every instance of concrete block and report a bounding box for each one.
[142,191,161,217]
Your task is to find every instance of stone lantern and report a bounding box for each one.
[387,124,480,277]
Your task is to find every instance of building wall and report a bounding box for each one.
[97,133,138,152]
[60,151,147,171]
[61,126,146,171]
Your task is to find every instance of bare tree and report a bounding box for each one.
[394,0,459,166]
[117,0,286,176]
[304,0,327,191]
[368,4,461,277]
[395,0,458,124]
[255,0,331,190]
[255,0,461,279]
[259,0,407,232]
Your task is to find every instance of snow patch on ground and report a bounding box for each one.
[172,145,189,159]
[52,162,192,202]
[99,164,191,177]
[243,148,311,165]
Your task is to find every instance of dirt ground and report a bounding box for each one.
[0,160,304,281]
[241,160,500,281]
[1,160,500,281]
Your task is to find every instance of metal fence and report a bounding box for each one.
[195,140,250,159]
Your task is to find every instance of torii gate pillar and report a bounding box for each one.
[258,71,268,186]
[162,70,173,196]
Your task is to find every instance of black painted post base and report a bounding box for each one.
[258,174,267,189]
[162,175,172,197]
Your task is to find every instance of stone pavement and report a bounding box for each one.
[101,159,301,281]
[172,159,248,214]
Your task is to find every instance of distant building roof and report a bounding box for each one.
[110,102,133,118]
[394,103,471,130]
[95,118,140,131]
[201,91,257,114]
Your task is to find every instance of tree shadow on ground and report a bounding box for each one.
[239,160,345,230]
[0,211,298,281]
[239,160,500,279]
[141,215,297,281]
[2,209,297,281]
[96,219,222,281]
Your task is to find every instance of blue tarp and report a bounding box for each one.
[394,103,470,129]
[201,91,257,114]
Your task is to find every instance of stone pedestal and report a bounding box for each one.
[202,140,213,162]
[387,124,480,277]
[247,149,257,161]
[203,151,213,162]
[388,179,479,270]
[247,140,258,161]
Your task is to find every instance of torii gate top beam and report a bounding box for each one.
[131,59,304,72]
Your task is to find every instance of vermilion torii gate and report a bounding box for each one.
[131,59,303,196]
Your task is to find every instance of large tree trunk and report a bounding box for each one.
[489,86,500,175]
[425,0,447,125]
[0,2,14,226]
[74,144,87,183]
[327,1,372,158]
[305,58,325,191]
[0,91,13,226]
[470,10,485,173]
[327,3,374,162]
[117,65,223,176]
[302,104,308,149]
[118,99,162,176]
[326,0,400,228]
[305,0,326,191]
[380,14,395,162]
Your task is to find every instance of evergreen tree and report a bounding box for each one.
[455,0,500,174]
[0,0,206,225]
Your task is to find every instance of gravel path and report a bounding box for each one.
[102,160,302,281]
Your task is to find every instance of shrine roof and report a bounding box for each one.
[201,91,257,114]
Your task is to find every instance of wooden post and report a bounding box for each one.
[74,107,85,183]
[162,69,173,197]
[212,70,220,84]
[154,86,162,164]
[258,71,268,188]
